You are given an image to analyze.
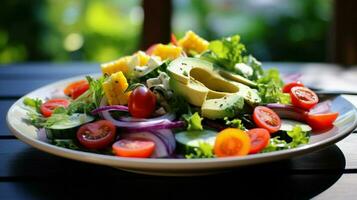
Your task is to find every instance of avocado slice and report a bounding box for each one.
[167,57,261,118]
[201,93,245,120]
[219,70,257,88]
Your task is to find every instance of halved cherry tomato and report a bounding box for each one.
[76,120,116,150]
[247,128,270,154]
[307,112,339,131]
[171,33,178,46]
[253,106,281,134]
[146,44,158,55]
[214,128,251,157]
[40,98,70,117]
[128,86,157,118]
[64,80,89,100]
[282,81,304,93]
[112,139,155,158]
[290,86,319,110]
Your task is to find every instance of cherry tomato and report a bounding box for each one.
[307,112,339,131]
[253,106,281,134]
[171,33,178,46]
[128,86,157,118]
[112,139,155,158]
[64,80,89,100]
[214,128,251,157]
[290,86,319,110]
[146,44,158,55]
[40,98,70,117]
[282,81,304,93]
[76,120,116,150]
[247,128,270,154]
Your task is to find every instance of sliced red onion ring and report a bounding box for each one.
[152,129,176,155]
[121,132,169,158]
[266,103,309,122]
[122,120,185,132]
[309,100,332,115]
[91,105,128,115]
[118,113,176,122]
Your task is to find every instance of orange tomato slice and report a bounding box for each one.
[214,128,251,157]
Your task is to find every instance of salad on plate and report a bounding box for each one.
[23,31,339,159]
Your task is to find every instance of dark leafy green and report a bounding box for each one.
[263,125,310,152]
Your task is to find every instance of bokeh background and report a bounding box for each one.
[1,0,353,65]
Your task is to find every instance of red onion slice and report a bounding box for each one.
[266,103,309,122]
[91,105,128,115]
[118,113,176,122]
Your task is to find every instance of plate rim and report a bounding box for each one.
[6,74,357,171]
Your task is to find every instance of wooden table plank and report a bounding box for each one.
[0,173,352,199]
[313,174,357,199]
[0,100,16,136]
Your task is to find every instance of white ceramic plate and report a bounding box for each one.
[7,74,357,176]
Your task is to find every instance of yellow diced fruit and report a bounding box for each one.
[151,44,182,60]
[101,56,131,76]
[102,71,131,105]
[134,51,151,66]
[178,30,209,54]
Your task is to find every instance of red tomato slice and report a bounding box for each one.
[247,128,270,154]
[76,120,116,150]
[40,98,70,117]
[171,33,178,46]
[307,112,339,131]
[253,106,281,134]
[282,81,304,93]
[146,44,158,55]
[112,139,155,158]
[290,86,319,110]
[128,86,157,118]
[64,80,89,100]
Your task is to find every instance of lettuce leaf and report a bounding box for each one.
[183,112,203,131]
[203,35,246,72]
[185,142,214,159]
[257,68,290,104]
[263,125,310,152]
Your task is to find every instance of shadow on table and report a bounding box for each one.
[7,144,346,200]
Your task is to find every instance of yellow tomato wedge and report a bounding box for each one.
[214,128,251,157]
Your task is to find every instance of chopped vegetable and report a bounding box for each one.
[102,71,131,105]
[40,98,70,117]
[76,120,116,150]
[214,128,251,157]
[282,81,304,93]
[150,44,183,60]
[178,30,209,54]
[183,112,203,131]
[112,139,155,158]
[128,85,157,118]
[247,128,270,154]
[253,106,281,134]
[257,68,290,104]
[307,112,339,131]
[64,80,89,100]
[290,86,319,110]
[263,125,310,152]
[224,117,246,130]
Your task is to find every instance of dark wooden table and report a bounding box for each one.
[1,62,357,199]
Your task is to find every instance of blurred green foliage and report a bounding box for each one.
[0,0,331,64]
[173,0,332,62]
[0,0,142,64]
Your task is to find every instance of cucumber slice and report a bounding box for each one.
[175,130,217,149]
[280,119,312,132]
[45,113,94,141]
